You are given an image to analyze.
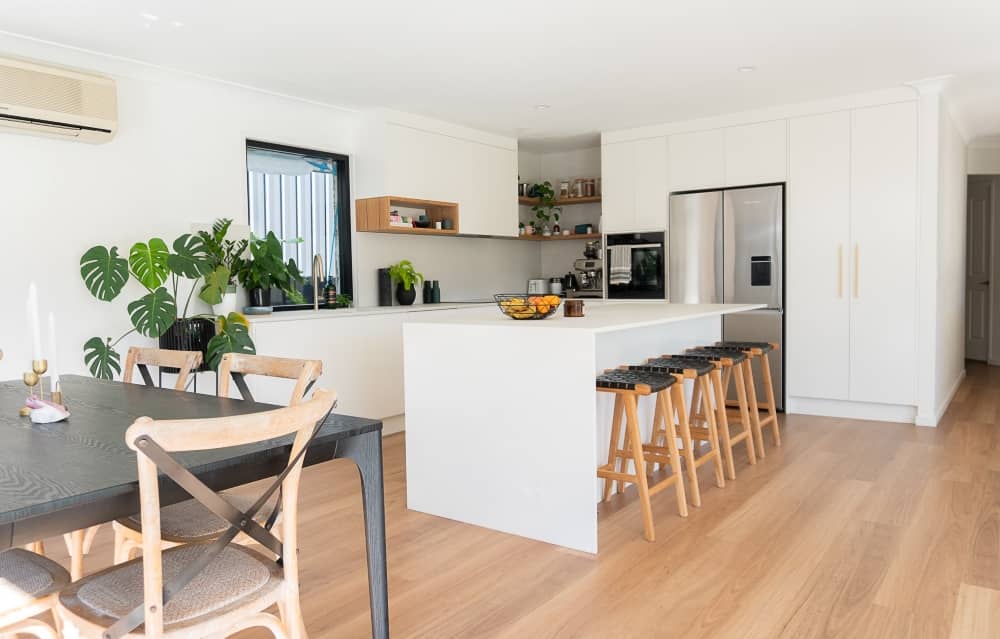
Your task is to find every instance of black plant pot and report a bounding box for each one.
[249,287,272,307]
[396,283,416,306]
[158,317,215,372]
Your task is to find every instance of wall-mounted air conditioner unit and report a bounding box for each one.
[0,55,117,143]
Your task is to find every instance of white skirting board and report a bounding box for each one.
[786,397,917,424]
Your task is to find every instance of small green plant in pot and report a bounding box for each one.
[197,218,248,316]
[388,260,424,306]
[531,181,562,235]
[79,232,256,379]
[233,231,305,308]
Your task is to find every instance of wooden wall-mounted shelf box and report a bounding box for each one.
[356,196,460,236]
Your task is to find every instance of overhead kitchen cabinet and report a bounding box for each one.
[667,128,725,192]
[786,101,918,412]
[600,136,668,233]
[358,110,518,236]
[724,120,788,187]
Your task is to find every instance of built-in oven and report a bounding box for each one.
[606,232,666,299]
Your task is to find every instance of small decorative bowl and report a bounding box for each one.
[494,294,562,320]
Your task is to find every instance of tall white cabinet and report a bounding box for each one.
[601,136,668,232]
[786,101,918,408]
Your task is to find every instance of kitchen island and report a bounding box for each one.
[402,301,763,553]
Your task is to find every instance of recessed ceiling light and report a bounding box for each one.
[737,66,757,73]
[171,20,184,28]
[534,104,551,111]
[140,12,160,21]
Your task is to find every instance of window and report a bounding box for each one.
[246,140,352,308]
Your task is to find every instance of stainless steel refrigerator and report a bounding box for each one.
[668,184,784,410]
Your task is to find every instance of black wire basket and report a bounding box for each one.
[493,294,562,320]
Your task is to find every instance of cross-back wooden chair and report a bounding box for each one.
[123,347,203,392]
[57,389,337,639]
[112,354,323,563]
[0,548,70,638]
[218,354,323,406]
[58,348,203,581]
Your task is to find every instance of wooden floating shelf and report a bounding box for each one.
[518,195,602,206]
[517,233,601,242]
[356,195,460,235]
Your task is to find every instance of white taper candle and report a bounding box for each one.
[27,282,42,361]
[48,312,59,390]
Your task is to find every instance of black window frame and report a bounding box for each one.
[244,139,353,311]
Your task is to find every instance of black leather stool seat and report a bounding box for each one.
[685,348,748,364]
[597,369,676,393]
[631,357,714,377]
[716,340,774,353]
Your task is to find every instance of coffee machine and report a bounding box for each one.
[569,258,604,298]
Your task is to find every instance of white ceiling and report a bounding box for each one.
[3,0,1000,146]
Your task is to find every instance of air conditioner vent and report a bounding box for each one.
[0,56,117,143]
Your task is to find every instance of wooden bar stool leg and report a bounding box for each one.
[603,394,625,502]
[762,352,782,447]
[731,363,757,466]
[649,391,665,472]
[657,389,688,518]
[689,376,703,427]
[623,394,655,542]
[671,382,703,506]
[742,358,766,458]
[709,368,737,480]
[698,375,727,488]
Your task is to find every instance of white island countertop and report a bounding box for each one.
[405,301,766,333]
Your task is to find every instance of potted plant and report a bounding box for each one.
[531,181,562,236]
[79,233,256,379]
[197,218,248,316]
[333,293,353,309]
[233,231,305,309]
[388,260,424,306]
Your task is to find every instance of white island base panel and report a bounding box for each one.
[403,303,761,554]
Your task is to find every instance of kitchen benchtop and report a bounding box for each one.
[245,302,493,323]
[403,301,766,334]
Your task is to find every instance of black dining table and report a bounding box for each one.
[0,374,389,639]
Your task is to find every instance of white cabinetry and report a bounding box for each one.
[787,111,851,401]
[667,129,724,192]
[725,120,788,187]
[849,101,918,405]
[369,116,518,236]
[787,101,918,409]
[601,136,668,232]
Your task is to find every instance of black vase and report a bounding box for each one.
[158,317,215,372]
[249,287,272,307]
[396,283,416,306]
[377,268,393,307]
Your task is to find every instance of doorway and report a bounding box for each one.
[966,176,999,361]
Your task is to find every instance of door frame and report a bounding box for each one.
[969,175,1000,364]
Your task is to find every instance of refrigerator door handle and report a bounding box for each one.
[838,244,844,298]
[853,243,860,298]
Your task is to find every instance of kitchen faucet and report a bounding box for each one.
[312,253,325,311]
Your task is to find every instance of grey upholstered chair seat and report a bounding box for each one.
[0,548,71,615]
[59,544,283,629]
[117,491,277,542]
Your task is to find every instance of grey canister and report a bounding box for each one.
[377,268,393,306]
[431,280,441,303]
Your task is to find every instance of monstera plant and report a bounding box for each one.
[79,231,256,379]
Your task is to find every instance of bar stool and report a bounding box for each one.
[694,344,764,461]
[629,357,727,507]
[685,348,757,480]
[716,341,782,455]
[597,368,688,542]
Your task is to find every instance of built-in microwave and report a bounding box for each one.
[606,232,666,300]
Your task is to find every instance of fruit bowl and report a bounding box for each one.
[494,293,562,320]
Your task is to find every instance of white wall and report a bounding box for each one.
[0,34,363,382]
[968,146,1000,174]
[355,233,541,303]
[935,106,968,416]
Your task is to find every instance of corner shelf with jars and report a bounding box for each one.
[517,177,601,240]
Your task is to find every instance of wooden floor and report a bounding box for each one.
[42,362,1000,638]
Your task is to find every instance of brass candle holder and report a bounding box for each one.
[19,359,48,417]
